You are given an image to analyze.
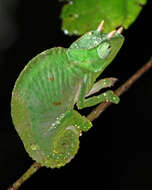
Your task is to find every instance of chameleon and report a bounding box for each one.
[11,21,124,168]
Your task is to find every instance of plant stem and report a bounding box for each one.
[8,58,152,190]
[8,162,41,190]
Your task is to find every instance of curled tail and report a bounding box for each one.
[40,110,92,168]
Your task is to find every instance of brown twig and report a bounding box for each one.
[8,162,41,190]
[8,58,152,190]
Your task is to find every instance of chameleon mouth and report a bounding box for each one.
[97,20,123,38]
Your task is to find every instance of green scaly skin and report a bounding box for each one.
[11,24,124,168]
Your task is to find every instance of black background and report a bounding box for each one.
[0,0,152,189]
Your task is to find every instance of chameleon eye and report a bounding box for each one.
[97,42,111,59]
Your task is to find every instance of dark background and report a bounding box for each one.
[0,0,152,189]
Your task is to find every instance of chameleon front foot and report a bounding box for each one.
[77,90,119,109]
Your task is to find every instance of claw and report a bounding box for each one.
[117,26,123,34]
[107,30,116,38]
[97,20,104,32]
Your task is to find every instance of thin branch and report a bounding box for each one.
[8,58,152,190]
[8,162,41,190]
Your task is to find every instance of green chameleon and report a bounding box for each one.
[11,21,124,168]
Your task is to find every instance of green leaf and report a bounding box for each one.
[60,0,147,35]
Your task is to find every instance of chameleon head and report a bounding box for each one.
[68,20,124,73]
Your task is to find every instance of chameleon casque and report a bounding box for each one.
[11,21,124,168]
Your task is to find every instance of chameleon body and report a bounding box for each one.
[11,22,124,168]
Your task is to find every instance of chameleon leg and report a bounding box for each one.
[86,77,117,97]
[60,110,92,132]
[77,90,119,109]
[77,75,119,109]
